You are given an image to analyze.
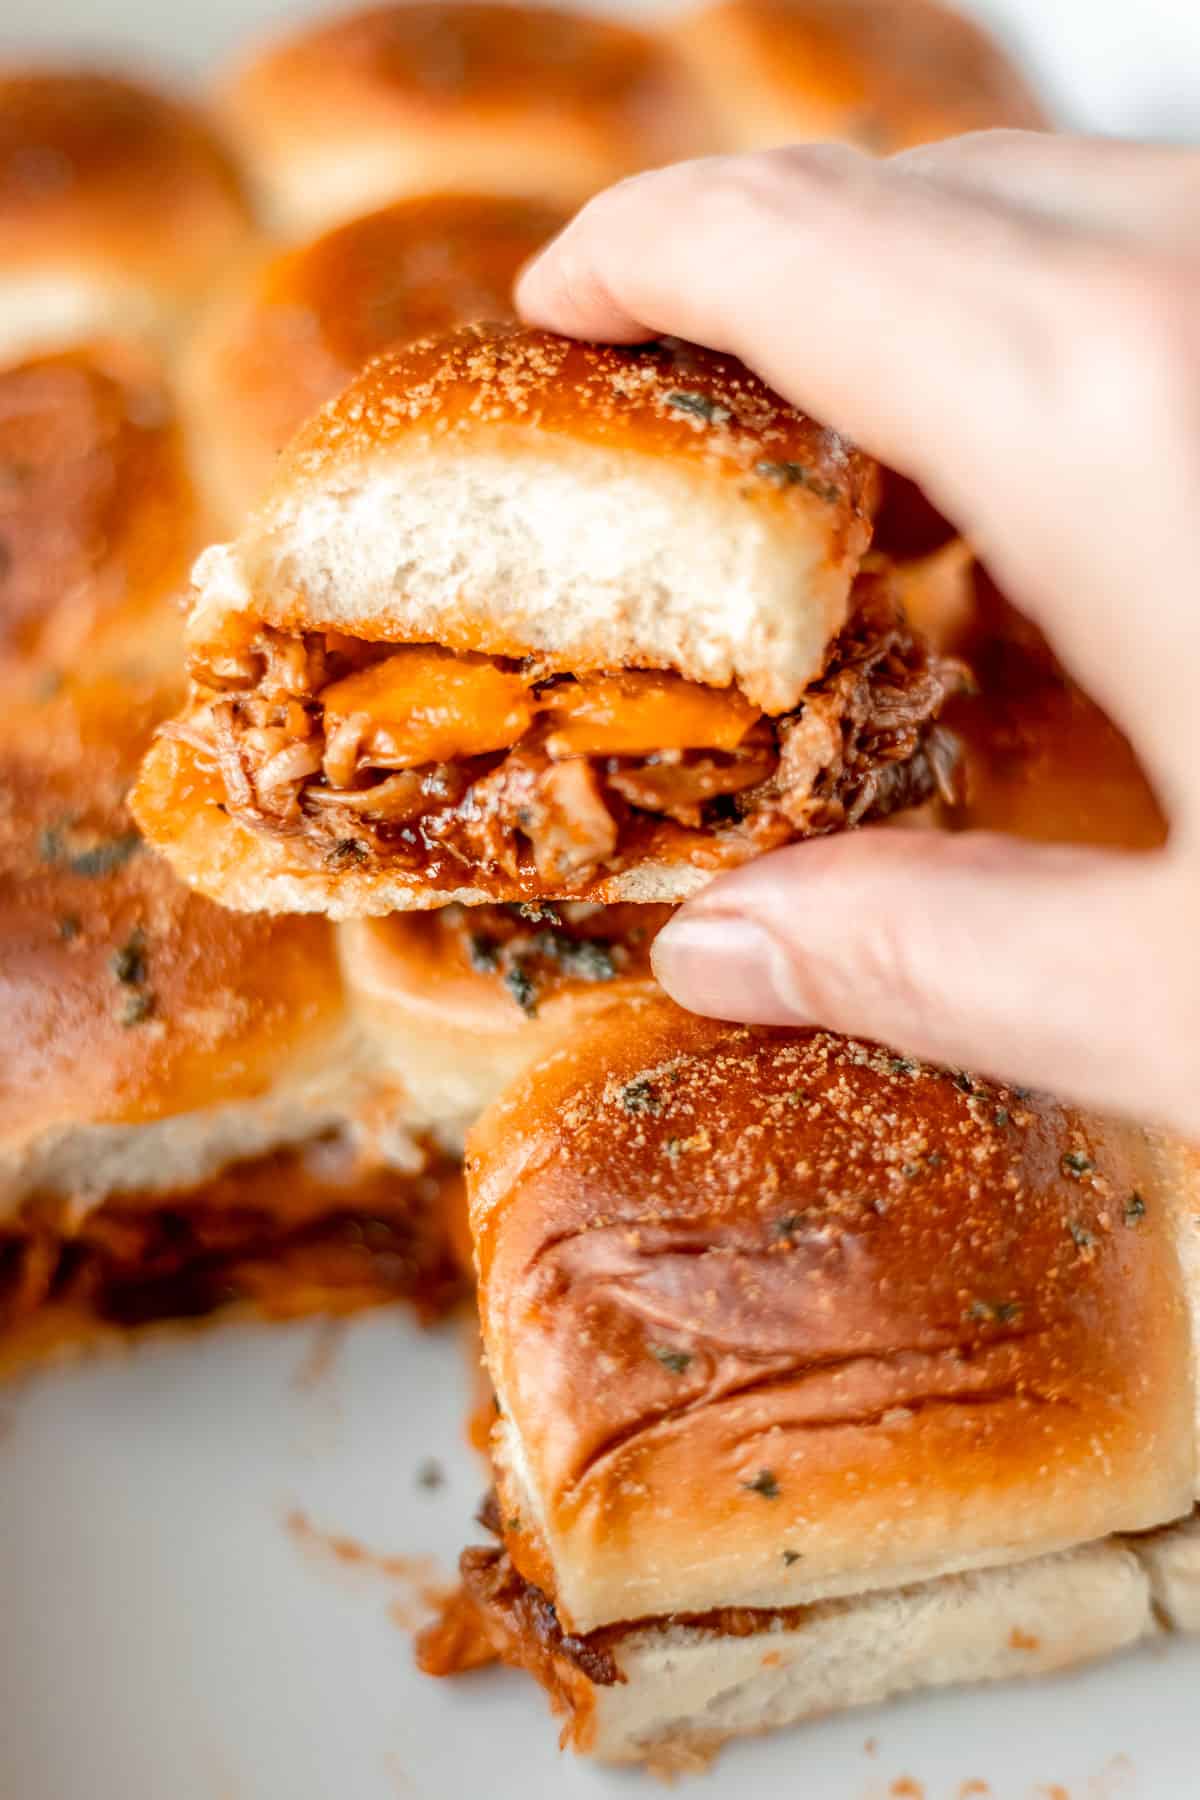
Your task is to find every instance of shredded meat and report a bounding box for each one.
[0,1138,467,1341]
[175,575,966,895]
[419,1538,840,1699]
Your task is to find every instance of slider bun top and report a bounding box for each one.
[181,193,567,527]
[0,70,255,362]
[216,2,717,238]
[0,341,206,685]
[469,995,1194,1633]
[185,323,877,714]
[0,677,348,1214]
[340,903,668,1143]
[673,0,1048,155]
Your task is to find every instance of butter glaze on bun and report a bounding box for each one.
[0,341,206,686]
[216,3,717,237]
[0,676,361,1216]
[182,193,567,526]
[0,70,255,362]
[468,996,1194,1635]
[672,0,1048,155]
[340,901,669,1143]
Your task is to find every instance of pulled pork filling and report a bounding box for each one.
[175,573,964,895]
[417,1499,823,1697]
[0,1134,466,1339]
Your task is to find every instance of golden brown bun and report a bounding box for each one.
[468,995,1193,1633]
[0,341,207,687]
[217,3,717,238]
[0,675,357,1214]
[945,567,1166,851]
[182,193,567,527]
[0,70,255,360]
[340,902,669,1143]
[672,0,1048,155]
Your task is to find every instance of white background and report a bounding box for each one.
[1,0,1200,140]
[1,4,1199,1798]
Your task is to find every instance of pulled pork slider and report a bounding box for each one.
[671,0,1048,155]
[215,3,716,239]
[181,193,566,528]
[134,324,962,916]
[341,901,671,1144]
[0,70,255,364]
[0,340,209,690]
[418,995,1197,1765]
[0,675,463,1370]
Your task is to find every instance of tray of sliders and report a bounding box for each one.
[0,4,1196,1797]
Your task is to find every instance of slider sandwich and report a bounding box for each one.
[182,192,566,528]
[672,0,1048,156]
[216,1,717,239]
[135,324,963,916]
[420,995,1200,1766]
[341,901,671,1143]
[0,675,465,1370]
[0,69,255,365]
[0,340,207,688]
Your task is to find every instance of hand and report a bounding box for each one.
[517,133,1200,1135]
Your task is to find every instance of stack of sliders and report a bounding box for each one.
[0,72,466,1369]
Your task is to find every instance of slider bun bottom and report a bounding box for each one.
[1137,1514,1200,1633]
[584,1543,1152,1767]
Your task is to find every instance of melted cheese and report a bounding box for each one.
[319,650,762,768]
[540,670,760,759]
[321,647,533,767]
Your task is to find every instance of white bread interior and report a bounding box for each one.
[0,274,173,368]
[0,1026,420,1226]
[191,433,859,716]
[586,1543,1154,1766]
[1134,1514,1200,1633]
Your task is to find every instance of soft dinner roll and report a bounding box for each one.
[0,341,207,688]
[418,996,1199,1762]
[340,901,671,1143]
[182,193,566,527]
[0,674,463,1363]
[672,0,1048,155]
[135,325,962,915]
[0,70,255,363]
[216,3,716,238]
[945,566,1166,851]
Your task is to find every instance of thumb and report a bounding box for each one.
[650,830,1198,1133]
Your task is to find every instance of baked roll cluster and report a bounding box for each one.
[7,0,1193,1775]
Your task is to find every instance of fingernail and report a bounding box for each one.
[650,912,815,1025]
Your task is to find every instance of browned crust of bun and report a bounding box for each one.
[181,193,567,521]
[0,342,205,682]
[0,70,254,305]
[673,0,1049,153]
[0,676,343,1142]
[217,4,717,223]
[468,996,1192,1632]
